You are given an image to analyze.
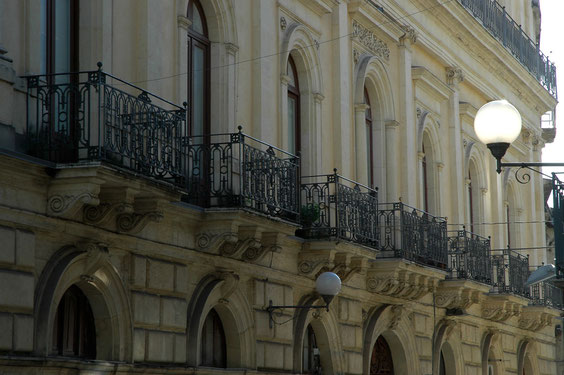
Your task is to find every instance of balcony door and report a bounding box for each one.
[287,55,300,156]
[40,0,79,162]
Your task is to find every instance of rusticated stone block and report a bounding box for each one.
[148,260,174,291]
[0,226,15,264]
[13,314,33,351]
[133,329,146,362]
[146,331,174,362]
[132,292,160,325]
[15,230,34,267]
[0,271,34,309]
[0,313,12,350]
[161,297,187,328]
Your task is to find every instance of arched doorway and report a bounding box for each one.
[370,335,394,374]
[200,308,227,367]
[302,324,322,374]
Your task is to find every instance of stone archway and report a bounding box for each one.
[34,244,133,361]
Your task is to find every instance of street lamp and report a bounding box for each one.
[475,99,564,281]
[266,272,342,327]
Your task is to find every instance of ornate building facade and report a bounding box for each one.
[0,0,560,374]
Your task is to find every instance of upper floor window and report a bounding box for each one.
[200,308,226,367]
[287,55,300,155]
[365,87,374,188]
[188,0,210,136]
[51,285,96,358]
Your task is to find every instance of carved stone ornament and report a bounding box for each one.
[400,24,417,44]
[352,20,390,61]
[215,269,240,301]
[353,48,360,64]
[446,67,464,86]
[80,241,109,277]
[83,202,133,225]
[280,16,287,30]
[518,308,555,331]
[321,253,367,282]
[197,229,282,263]
[435,288,481,310]
[481,299,522,322]
[388,305,405,330]
[116,211,163,234]
[366,267,439,300]
[48,193,99,218]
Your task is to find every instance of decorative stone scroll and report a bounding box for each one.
[481,298,523,322]
[352,20,390,61]
[518,307,557,331]
[366,262,441,301]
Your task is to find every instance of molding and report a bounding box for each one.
[352,20,390,61]
[412,66,453,101]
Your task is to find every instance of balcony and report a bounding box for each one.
[376,202,448,269]
[491,248,529,297]
[299,172,378,247]
[184,130,300,221]
[529,280,563,309]
[25,63,187,186]
[448,229,492,284]
[458,0,557,98]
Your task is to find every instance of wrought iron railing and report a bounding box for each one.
[529,280,563,309]
[24,63,187,186]
[458,0,557,98]
[491,249,529,296]
[299,171,378,247]
[448,229,491,283]
[185,128,300,221]
[376,202,448,269]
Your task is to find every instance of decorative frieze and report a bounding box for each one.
[352,20,390,61]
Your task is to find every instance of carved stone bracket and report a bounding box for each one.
[46,168,104,218]
[214,269,240,301]
[116,211,163,233]
[299,250,334,276]
[400,24,418,45]
[481,295,525,322]
[322,253,367,282]
[366,261,441,300]
[388,305,406,330]
[198,226,284,264]
[84,202,133,225]
[518,306,557,331]
[435,280,487,311]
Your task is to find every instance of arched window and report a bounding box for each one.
[200,308,226,367]
[370,335,394,374]
[302,324,322,374]
[51,285,96,358]
[365,87,374,187]
[439,350,446,375]
[287,55,300,155]
[188,0,210,136]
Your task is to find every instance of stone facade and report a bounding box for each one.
[0,0,561,374]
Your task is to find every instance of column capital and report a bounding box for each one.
[385,120,400,129]
[313,92,325,103]
[177,15,191,30]
[225,43,239,56]
[354,103,369,112]
[418,151,425,160]
[399,24,418,46]
[280,74,291,85]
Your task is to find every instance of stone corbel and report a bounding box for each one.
[116,198,164,234]
[435,282,482,311]
[388,305,406,330]
[482,299,522,322]
[47,171,104,218]
[399,24,417,45]
[196,232,238,253]
[298,250,336,276]
[220,225,262,258]
[83,187,138,226]
[366,261,440,300]
[330,253,367,282]
[242,232,282,263]
[518,307,555,331]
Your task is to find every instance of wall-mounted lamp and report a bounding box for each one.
[266,272,342,327]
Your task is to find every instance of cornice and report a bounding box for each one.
[412,66,453,101]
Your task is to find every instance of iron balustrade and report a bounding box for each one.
[24,63,187,186]
[458,0,557,98]
[491,249,529,297]
[448,229,492,283]
[376,202,448,269]
[299,171,378,247]
[184,128,300,221]
[529,280,563,309]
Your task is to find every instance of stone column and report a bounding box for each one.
[224,43,239,134]
[354,103,369,185]
[385,120,400,202]
[279,74,290,152]
[417,151,425,209]
[331,2,351,173]
[311,92,325,175]
[446,67,465,225]
[398,27,417,205]
[436,162,445,214]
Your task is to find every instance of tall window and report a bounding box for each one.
[188,0,210,136]
[302,325,322,374]
[422,144,429,213]
[287,56,300,155]
[200,309,226,367]
[51,285,96,358]
[365,88,374,187]
[41,0,78,76]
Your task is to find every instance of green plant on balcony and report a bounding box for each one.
[300,203,320,228]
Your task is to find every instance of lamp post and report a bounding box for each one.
[475,99,564,281]
[266,272,342,327]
